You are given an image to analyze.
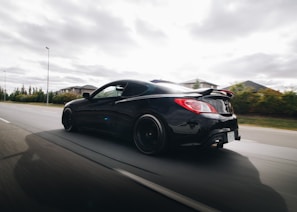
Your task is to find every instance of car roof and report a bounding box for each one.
[108,79,194,94]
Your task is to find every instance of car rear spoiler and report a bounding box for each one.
[194,88,234,98]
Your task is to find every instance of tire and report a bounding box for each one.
[133,114,168,155]
[62,108,77,132]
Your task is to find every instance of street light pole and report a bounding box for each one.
[3,70,6,101]
[45,46,50,105]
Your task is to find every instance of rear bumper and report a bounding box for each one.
[168,113,240,147]
[205,128,241,147]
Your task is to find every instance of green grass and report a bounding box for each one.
[238,115,297,131]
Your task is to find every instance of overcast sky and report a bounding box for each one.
[1,0,297,93]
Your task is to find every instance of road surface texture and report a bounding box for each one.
[1,102,296,211]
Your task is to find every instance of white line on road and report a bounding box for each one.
[115,168,220,212]
[0,117,10,123]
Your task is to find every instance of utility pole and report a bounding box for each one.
[45,46,50,105]
[3,70,6,101]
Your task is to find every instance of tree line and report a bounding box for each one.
[0,85,80,104]
[1,83,297,117]
[229,83,297,118]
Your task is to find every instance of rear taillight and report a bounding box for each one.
[174,98,217,114]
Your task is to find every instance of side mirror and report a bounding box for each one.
[83,92,90,99]
[116,85,124,91]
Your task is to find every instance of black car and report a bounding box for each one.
[62,79,240,155]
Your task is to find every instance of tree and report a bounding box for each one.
[0,86,4,101]
[282,91,297,116]
[21,84,27,95]
[29,86,32,95]
[229,82,297,117]
[229,83,259,114]
[52,93,80,104]
[9,88,21,101]
[255,89,283,115]
[192,80,200,89]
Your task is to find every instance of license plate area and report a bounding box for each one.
[227,131,235,142]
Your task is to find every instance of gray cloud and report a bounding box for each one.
[3,67,46,91]
[135,19,167,43]
[213,53,297,79]
[0,0,137,57]
[73,64,121,78]
[73,64,160,83]
[190,0,297,40]
[126,0,165,6]
[1,0,297,93]
[289,36,297,52]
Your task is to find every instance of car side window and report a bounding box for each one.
[93,84,125,99]
[122,83,148,97]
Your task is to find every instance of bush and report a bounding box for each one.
[230,83,297,117]
[52,93,81,104]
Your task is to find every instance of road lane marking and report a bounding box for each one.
[115,168,220,212]
[1,151,25,160]
[0,117,10,123]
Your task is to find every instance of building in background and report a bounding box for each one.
[223,80,275,92]
[58,85,97,95]
[180,78,218,89]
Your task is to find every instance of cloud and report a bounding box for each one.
[190,0,297,40]
[135,19,167,43]
[3,66,47,91]
[289,36,297,52]
[73,64,161,83]
[1,0,297,93]
[213,53,297,80]
[0,0,137,56]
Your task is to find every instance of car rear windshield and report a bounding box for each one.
[154,82,195,93]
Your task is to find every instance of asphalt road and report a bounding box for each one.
[0,102,296,212]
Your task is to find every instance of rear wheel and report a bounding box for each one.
[62,108,77,132]
[133,114,168,155]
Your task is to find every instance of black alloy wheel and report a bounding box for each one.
[62,108,76,132]
[133,114,167,155]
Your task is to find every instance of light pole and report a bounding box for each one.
[3,70,6,101]
[45,46,50,105]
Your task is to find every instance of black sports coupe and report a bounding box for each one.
[62,79,240,155]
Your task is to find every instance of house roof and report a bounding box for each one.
[241,81,268,91]
[80,85,97,90]
[224,80,272,92]
[180,78,217,86]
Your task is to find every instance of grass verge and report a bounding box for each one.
[1,101,64,108]
[238,115,297,131]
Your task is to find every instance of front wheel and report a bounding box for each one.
[62,108,77,132]
[133,114,168,155]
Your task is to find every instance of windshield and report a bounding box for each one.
[154,82,194,93]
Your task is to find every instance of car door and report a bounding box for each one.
[76,83,126,133]
[112,82,150,135]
